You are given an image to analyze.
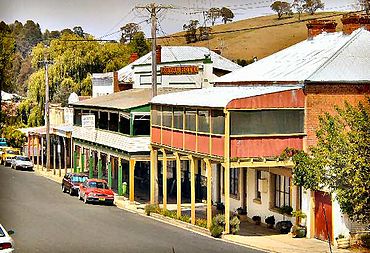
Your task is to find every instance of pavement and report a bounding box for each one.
[32,165,351,253]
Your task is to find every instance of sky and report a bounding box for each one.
[0,0,361,40]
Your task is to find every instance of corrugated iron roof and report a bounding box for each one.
[70,88,189,110]
[72,126,149,153]
[150,85,302,108]
[215,28,370,84]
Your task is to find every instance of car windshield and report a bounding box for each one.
[0,227,5,237]
[88,181,108,189]
[71,176,87,183]
[7,150,20,155]
[17,156,30,161]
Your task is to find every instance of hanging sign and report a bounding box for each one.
[160,66,199,75]
[82,114,95,129]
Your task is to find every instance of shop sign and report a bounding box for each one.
[82,114,95,129]
[160,65,199,75]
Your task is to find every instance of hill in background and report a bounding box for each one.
[158,12,345,62]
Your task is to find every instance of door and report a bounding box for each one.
[314,191,333,242]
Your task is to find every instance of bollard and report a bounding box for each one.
[123,182,127,195]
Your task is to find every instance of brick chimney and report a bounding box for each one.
[306,20,337,39]
[156,45,162,64]
[129,52,139,63]
[342,14,370,35]
[113,71,119,92]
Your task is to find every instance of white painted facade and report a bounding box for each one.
[92,72,114,98]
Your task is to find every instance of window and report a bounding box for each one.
[230,168,239,196]
[119,115,130,135]
[109,112,119,132]
[133,114,150,136]
[185,109,196,131]
[162,106,172,128]
[274,174,291,208]
[99,111,108,130]
[198,110,210,133]
[230,110,304,135]
[151,105,161,126]
[91,110,99,128]
[74,109,82,126]
[256,170,261,200]
[211,110,225,134]
[173,107,183,130]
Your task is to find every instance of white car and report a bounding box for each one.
[0,224,15,252]
[11,156,34,171]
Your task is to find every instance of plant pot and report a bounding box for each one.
[237,214,248,222]
[336,238,350,249]
[292,226,306,238]
[276,221,293,234]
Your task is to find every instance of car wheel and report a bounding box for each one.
[83,195,88,204]
[62,185,66,193]
[69,188,74,196]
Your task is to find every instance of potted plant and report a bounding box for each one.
[291,210,307,238]
[265,215,275,228]
[336,234,350,249]
[230,216,241,235]
[252,215,261,225]
[276,220,293,234]
[236,207,247,221]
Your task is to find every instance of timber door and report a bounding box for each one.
[314,191,333,242]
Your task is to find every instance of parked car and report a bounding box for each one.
[1,148,21,166]
[10,156,34,171]
[62,173,88,196]
[0,224,15,252]
[78,179,114,205]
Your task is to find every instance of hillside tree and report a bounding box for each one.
[292,0,305,20]
[0,21,16,92]
[288,99,370,224]
[129,32,150,57]
[207,8,221,26]
[220,7,234,24]
[183,20,199,43]
[271,1,293,19]
[304,0,324,15]
[120,23,140,43]
[359,0,370,14]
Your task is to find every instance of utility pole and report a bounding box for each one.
[136,3,173,97]
[40,48,53,171]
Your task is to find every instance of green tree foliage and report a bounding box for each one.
[73,26,84,37]
[292,0,305,20]
[359,0,370,14]
[289,99,370,223]
[207,8,221,26]
[0,21,16,92]
[22,33,130,126]
[304,0,324,15]
[271,1,293,19]
[129,32,150,57]
[220,7,234,24]
[183,20,199,44]
[120,23,140,44]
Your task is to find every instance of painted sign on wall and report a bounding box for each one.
[82,114,95,129]
[160,66,199,75]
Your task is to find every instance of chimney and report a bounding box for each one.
[156,45,162,64]
[129,52,139,63]
[113,71,119,92]
[306,20,337,39]
[342,14,370,35]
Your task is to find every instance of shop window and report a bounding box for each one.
[185,109,196,131]
[119,115,130,135]
[152,105,162,126]
[211,110,225,134]
[99,111,108,130]
[74,109,82,126]
[109,112,118,132]
[162,106,172,128]
[133,114,150,136]
[230,110,304,135]
[198,110,210,133]
[173,107,183,130]
[230,168,239,196]
[274,174,291,208]
[255,170,261,200]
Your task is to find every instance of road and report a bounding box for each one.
[0,165,264,253]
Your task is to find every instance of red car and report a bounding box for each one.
[78,179,115,205]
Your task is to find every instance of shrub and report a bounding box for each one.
[276,220,293,234]
[292,210,306,219]
[279,205,293,215]
[195,218,208,228]
[144,204,159,216]
[265,215,275,228]
[179,215,191,223]
[361,233,370,249]
[210,214,225,238]
[230,216,240,234]
[252,215,261,224]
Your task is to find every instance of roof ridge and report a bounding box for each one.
[306,28,364,81]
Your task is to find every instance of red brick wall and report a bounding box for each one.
[304,84,370,149]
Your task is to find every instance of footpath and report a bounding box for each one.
[34,166,350,253]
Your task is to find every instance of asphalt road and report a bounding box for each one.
[0,165,264,253]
